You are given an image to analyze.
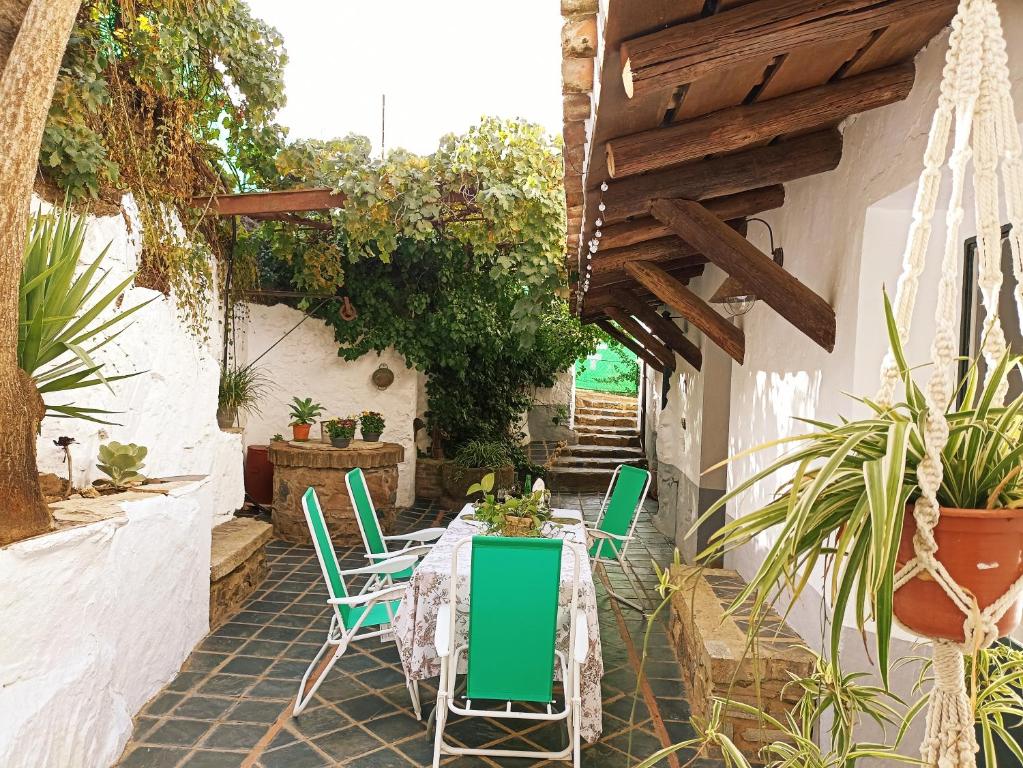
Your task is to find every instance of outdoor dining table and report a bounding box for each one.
[391,504,605,743]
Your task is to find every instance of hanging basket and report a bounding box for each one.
[894,505,1023,642]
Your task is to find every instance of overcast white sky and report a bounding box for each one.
[245,0,564,156]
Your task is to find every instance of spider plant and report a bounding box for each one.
[969,641,1023,766]
[19,204,151,422]
[217,364,272,421]
[694,292,1023,686]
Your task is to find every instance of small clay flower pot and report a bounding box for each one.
[292,423,311,442]
[330,436,351,449]
[361,431,381,443]
[894,505,1023,642]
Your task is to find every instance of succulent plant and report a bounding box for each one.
[96,441,148,489]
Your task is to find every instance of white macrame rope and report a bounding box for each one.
[873,2,1023,766]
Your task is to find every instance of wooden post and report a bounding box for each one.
[625,261,746,364]
[651,198,836,351]
[604,306,676,370]
[595,319,665,373]
[607,64,914,178]
[608,288,703,371]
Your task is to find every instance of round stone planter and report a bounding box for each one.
[268,441,404,544]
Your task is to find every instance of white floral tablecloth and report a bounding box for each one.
[392,506,604,743]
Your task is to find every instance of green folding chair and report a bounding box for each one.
[346,467,445,587]
[295,487,423,719]
[432,536,588,767]
[586,464,651,614]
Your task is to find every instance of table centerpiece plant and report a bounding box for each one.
[288,397,323,442]
[467,472,553,537]
[325,417,358,449]
[360,410,385,442]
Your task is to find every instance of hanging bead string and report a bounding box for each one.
[576,180,609,317]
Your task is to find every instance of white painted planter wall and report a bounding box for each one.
[0,481,211,768]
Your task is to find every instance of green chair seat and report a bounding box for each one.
[589,464,650,559]
[346,599,402,631]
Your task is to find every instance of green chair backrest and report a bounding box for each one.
[594,465,650,557]
[302,487,351,623]
[466,536,563,703]
[347,468,386,556]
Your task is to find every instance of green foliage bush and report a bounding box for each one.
[454,440,512,470]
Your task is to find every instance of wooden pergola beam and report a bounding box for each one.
[600,186,784,250]
[591,236,701,275]
[591,258,705,290]
[619,0,957,98]
[607,64,914,178]
[609,288,703,371]
[194,188,346,216]
[604,307,676,370]
[652,198,836,351]
[596,319,665,373]
[625,261,745,364]
[598,129,842,225]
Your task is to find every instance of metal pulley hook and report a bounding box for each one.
[339,296,358,322]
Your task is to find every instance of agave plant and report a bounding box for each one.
[695,292,1023,686]
[19,204,152,422]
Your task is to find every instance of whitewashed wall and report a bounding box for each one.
[31,196,244,526]
[0,480,211,768]
[236,303,420,506]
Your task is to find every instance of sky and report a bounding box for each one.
[245,0,565,156]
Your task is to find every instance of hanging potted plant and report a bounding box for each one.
[324,417,358,449]
[697,296,1023,685]
[359,410,385,442]
[288,397,323,442]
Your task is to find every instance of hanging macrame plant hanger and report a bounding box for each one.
[880,1,1023,765]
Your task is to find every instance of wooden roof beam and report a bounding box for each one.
[604,307,676,370]
[595,319,666,373]
[591,258,705,290]
[600,186,784,250]
[592,236,701,275]
[625,261,746,364]
[609,288,703,371]
[194,188,346,216]
[619,0,957,98]
[607,64,913,178]
[598,129,842,225]
[651,198,836,351]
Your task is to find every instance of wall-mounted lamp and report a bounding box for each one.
[710,218,784,318]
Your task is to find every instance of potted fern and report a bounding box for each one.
[697,296,1023,685]
[217,365,271,429]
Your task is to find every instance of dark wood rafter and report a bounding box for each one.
[597,129,842,225]
[609,288,703,371]
[625,261,746,364]
[604,306,677,370]
[592,236,701,275]
[619,0,957,98]
[599,185,784,250]
[591,258,705,290]
[606,63,914,178]
[651,198,836,351]
[195,188,346,217]
[595,319,665,373]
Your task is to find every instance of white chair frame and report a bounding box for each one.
[431,537,589,768]
[586,464,651,614]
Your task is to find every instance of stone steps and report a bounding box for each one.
[545,466,618,491]
[576,431,641,448]
[574,412,637,428]
[556,455,645,469]
[562,444,645,459]
[575,424,640,436]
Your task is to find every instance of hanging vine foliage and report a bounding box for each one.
[40,0,287,333]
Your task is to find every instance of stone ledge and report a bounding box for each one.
[269,440,403,469]
[210,518,273,581]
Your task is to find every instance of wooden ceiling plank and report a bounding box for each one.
[592,261,705,291]
[673,56,775,122]
[843,8,956,76]
[609,288,703,370]
[605,306,677,369]
[757,35,872,101]
[651,198,836,351]
[600,129,842,225]
[625,261,746,364]
[620,0,957,97]
[595,319,666,373]
[600,186,785,250]
[607,63,913,178]
[592,236,699,274]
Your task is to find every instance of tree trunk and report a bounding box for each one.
[0,0,81,546]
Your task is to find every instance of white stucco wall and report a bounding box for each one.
[0,481,211,768]
[31,196,244,527]
[237,303,420,506]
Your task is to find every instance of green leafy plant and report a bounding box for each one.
[96,440,147,489]
[271,433,284,442]
[359,410,385,434]
[467,473,552,537]
[288,397,323,426]
[551,404,570,426]
[19,204,151,423]
[970,641,1023,766]
[695,292,1023,686]
[454,440,511,470]
[325,417,357,440]
[218,365,271,418]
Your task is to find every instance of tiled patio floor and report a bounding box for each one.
[117,494,723,768]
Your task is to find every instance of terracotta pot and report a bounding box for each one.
[292,423,311,442]
[894,505,1023,642]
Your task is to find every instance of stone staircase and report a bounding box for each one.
[546,390,646,492]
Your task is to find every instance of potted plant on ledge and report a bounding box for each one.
[441,439,516,501]
[360,410,385,442]
[325,417,357,449]
[288,397,323,442]
[217,365,270,429]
